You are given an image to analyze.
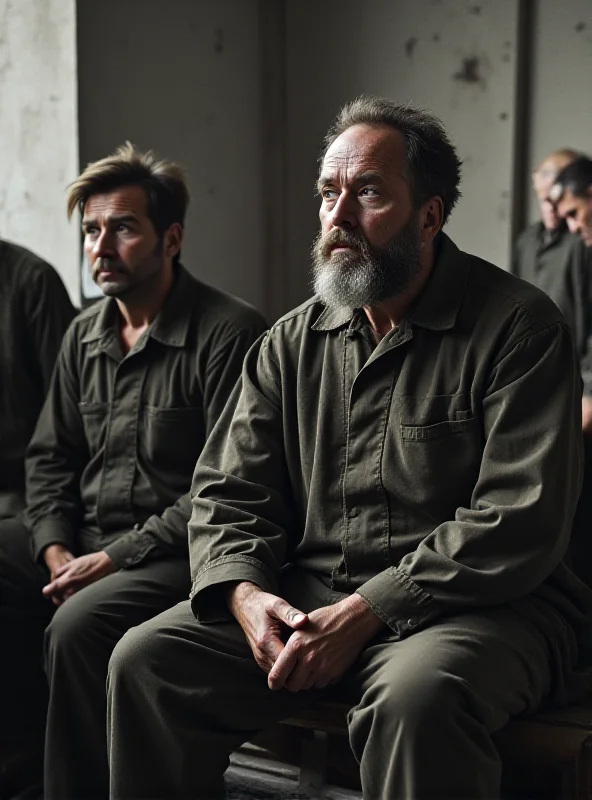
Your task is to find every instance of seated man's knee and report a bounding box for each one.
[108,622,160,688]
[45,594,96,654]
[354,664,468,739]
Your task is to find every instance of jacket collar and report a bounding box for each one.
[81,264,194,348]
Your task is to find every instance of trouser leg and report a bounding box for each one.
[343,605,553,800]
[44,557,190,800]
[107,601,323,800]
[0,518,51,756]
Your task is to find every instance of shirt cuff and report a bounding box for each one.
[190,556,278,623]
[103,529,158,569]
[356,567,440,639]
[31,518,76,562]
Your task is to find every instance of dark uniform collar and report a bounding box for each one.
[81,264,194,348]
[312,232,469,333]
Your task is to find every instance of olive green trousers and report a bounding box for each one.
[107,572,569,800]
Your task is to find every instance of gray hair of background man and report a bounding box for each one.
[320,96,462,225]
[551,156,592,203]
[66,142,190,266]
[533,148,580,182]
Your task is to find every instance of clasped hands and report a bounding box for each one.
[42,544,116,606]
[227,581,385,693]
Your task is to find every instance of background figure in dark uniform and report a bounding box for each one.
[512,148,590,357]
[0,144,267,800]
[0,239,75,792]
[0,240,76,518]
[552,156,592,588]
[107,99,592,800]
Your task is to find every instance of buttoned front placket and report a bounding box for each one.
[333,320,414,590]
[95,331,149,533]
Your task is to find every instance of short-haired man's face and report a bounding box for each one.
[312,123,422,308]
[82,185,168,298]
[556,188,592,247]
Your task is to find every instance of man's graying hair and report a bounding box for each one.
[321,97,462,226]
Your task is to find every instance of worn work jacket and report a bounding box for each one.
[26,265,267,567]
[0,239,76,516]
[512,223,592,391]
[189,234,592,645]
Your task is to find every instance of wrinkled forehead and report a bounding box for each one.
[320,124,408,184]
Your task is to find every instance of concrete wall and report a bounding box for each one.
[4,1,590,315]
[76,0,265,311]
[526,0,592,223]
[0,0,79,304]
[283,0,521,309]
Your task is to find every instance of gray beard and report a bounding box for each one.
[311,213,422,309]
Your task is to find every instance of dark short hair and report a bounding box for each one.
[552,156,592,201]
[67,142,190,264]
[321,96,462,225]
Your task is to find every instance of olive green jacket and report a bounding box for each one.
[189,235,592,642]
[512,222,592,393]
[25,265,267,566]
[0,239,76,516]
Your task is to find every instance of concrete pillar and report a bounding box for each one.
[0,0,80,304]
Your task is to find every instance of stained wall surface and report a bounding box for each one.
[77,0,265,310]
[4,1,592,314]
[526,0,592,223]
[283,0,521,309]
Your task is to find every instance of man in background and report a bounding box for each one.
[552,156,592,587]
[552,156,592,249]
[0,239,75,793]
[512,148,590,356]
[0,240,76,518]
[0,143,267,799]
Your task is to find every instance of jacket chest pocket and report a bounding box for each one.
[385,402,483,519]
[78,402,109,456]
[139,406,205,484]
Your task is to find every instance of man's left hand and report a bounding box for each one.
[42,551,116,606]
[267,593,386,693]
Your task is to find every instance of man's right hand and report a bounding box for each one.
[43,543,75,581]
[226,581,308,674]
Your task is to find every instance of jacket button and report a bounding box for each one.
[349,507,361,518]
[407,617,419,629]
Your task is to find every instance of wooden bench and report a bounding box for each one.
[273,697,592,799]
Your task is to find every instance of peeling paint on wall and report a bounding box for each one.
[404,36,418,57]
[453,56,485,89]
